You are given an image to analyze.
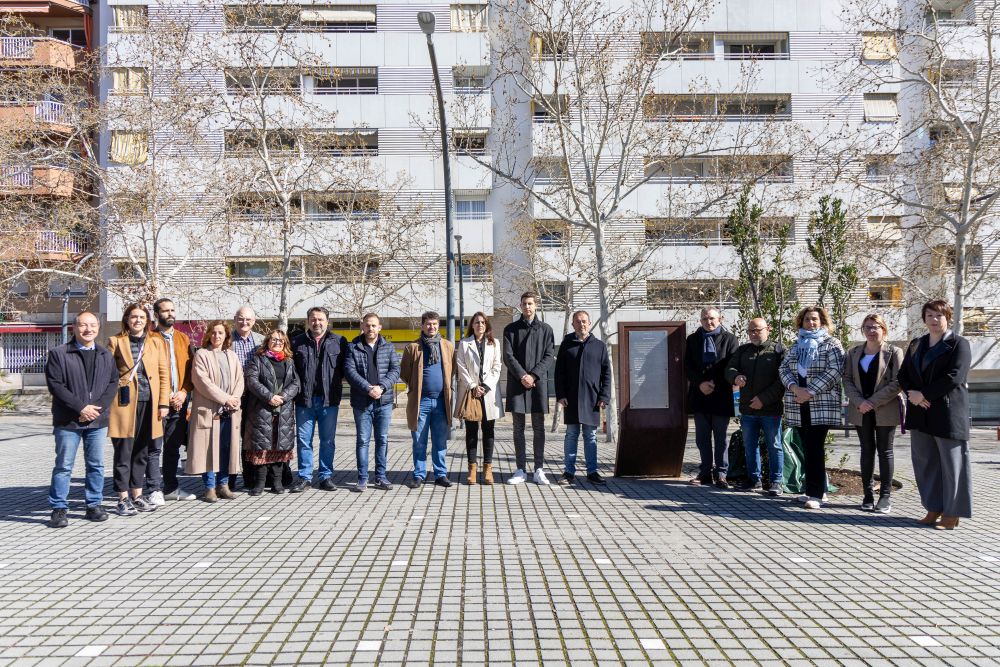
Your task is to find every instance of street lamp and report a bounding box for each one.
[455,234,465,335]
[417,11,456,342]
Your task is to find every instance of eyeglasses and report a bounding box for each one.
[747,327,766,333]
[862,325,882,332]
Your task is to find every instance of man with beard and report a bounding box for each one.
[148,298,196,503]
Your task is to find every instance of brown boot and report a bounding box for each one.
[483,464,494,485]
[918,511,942,526]
[203,488,218,503]
[935,516,960,530]
[467,463,478,485]
[217,484,235,500]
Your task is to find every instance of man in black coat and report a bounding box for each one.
[502,291,555,485]
[554,310,612,486]
[685,307,738,488]
[44,311,118,528]
[290,306,347,492]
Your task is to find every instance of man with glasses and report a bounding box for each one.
[232,306,264,488]
[725,317,786,495]
[685,307,738,488]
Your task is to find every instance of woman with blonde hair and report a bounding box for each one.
[187,321,244,502]
[108,303,170,516]
[842,313,904,513]
[778,306,845,510]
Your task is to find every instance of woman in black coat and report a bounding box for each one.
[897,300,972,530]
[243,330,300,495]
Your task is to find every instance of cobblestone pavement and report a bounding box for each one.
[1,412,999,666]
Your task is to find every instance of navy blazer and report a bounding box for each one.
[45,341,118,430]
[897,331,971,440]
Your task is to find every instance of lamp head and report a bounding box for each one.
[417,11,435,35]
[454,234,463,242]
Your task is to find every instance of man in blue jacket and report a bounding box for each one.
[290,306,347,492]
[44,311,118,528]
[343,313,400,492]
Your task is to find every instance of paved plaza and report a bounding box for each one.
[1,410,999,666]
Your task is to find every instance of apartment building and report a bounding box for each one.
[0,0,94,386]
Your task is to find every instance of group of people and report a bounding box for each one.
[688,301,973,530]
[44,291,613,528]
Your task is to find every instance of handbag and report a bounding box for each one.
[459,388,483,422]
[116,338,145,407]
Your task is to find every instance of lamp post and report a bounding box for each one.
[417,11,456,342]
[455,234,465,335]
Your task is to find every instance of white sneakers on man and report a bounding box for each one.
[149,491,165,506]
[533,469,550,485]
[507,469,528,485]
[804,498,823,509]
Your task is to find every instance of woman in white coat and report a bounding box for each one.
[454,311,504,485]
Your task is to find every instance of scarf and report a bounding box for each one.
[796,327,830,374]
[421,332,442,366]
[702,326,722,364]
[266,350,286,362]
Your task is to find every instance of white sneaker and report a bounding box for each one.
[533,469,550,485]
[797,493,828,503]
[177,488,196,501]
[149,491,165,506]
[804,497,822,509]
[507,469,527,485]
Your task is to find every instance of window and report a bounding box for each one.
[50,28,87,47]
[931,243,982,271]
[109,131,148,165]
[720,32,789,59]
[308,129,378,156]
[645,218,728,245]
[111,5,148,32]
[225,68,300,95]
[530,32,568,60]
[227,260,281,284]
[450,4,487,32]
[305,192,380,219]
[312,67,377,94]
[534,220,566,247]
[716,95,791,119]
[453,129,487,155]
[299,6,377,32]
[453,67,486,94]
[646,280,737,308]
[930,60,976,86]
[640,32,713,59]
[868,278,903,304]
[111,68,149,95]
[11,279,29,298]
[225,4,298,30]
[644,95,714,120]
[866,216,902,241]
[531,95,568,123]
[644,157,713,181]
[537,281,569,308]
[47,278,88,298]
[963,307,987,334]
[532,159,568,182]
[718,155,793,182]
[229,192,293,217]
[861,32,897,61]
[459,254,492,281]
[224,129,298,155]
[863,93,899,122]
[865,155,895,181]
[456,198,487,219]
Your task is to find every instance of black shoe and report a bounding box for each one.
[861,492,875,511]
[586,472,607,485]
[557,472,575,486]
[248,487,264,497]
[405,477,423,489]
[289,477,309,493]
[434,476,452,488]
[714,477,732,490]
[49,509,69,528]
[737,478,763,492]
[373,478,393,490]
[689,475,712,486]
[875,494,891,514]
[271,486,289,495]
[318,478,337,491]
[85,505,108,522]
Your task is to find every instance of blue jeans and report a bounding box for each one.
[202,417,232,489]
[49,427,107,509]
[353,403,392,484]
[411,396,448,480]
[740,415,783,483]
[563,423,598,476]
[296,396,339,481]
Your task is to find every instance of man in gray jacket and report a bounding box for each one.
[503,291,555,485]
[725,317,786,495]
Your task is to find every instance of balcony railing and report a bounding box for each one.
[1,37,34,59]
[0,166,33,188]
[312,86,378,95]
[456,211,492,222]
[34,231,92,254]
[722,52,790,60]
[647,112,791,122]
[34,101,68,123]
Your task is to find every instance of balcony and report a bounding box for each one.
[0,166,75,196]
[0,230,94,261]
[0,0,89,15]
[0,101,73,133]
[0,37,80,70]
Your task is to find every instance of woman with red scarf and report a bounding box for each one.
[243,330,301,495]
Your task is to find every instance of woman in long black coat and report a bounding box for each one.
[243,330,300,495]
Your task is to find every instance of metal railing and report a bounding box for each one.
[0,166,33,188]
[34,230,91,254]
[0,37,35,59]
[456,211,492,222]
[722,52,790,60]
[647,112,792,122]
[312,86,378,95]
[34,101,69,124]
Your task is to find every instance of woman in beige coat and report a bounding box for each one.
[842,313,904,514]
[454,312,504,485]
[187,321,244,502]
[108,303,170,516]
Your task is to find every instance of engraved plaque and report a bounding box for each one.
[628,330,669,409]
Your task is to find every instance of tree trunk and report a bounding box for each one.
[592,223,618,443]
[953,227,967,335]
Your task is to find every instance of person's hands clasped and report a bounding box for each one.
[907,389,931,410]
[733,375,747,388]
[169,390,187,412]
[368,385,384,399]
[269,395,284,407]
[699,380,715,396]
[749,396,763,410]
[225,397,241,411]
[473,386,486,398]
[791,385,812,404]
[158,407,170,419]
[521,374,536,389]
[78,405,101,423]
[858,399,875,414]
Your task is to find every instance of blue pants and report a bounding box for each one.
[740,415,784,484]
[563,423,598,476]
[296,395,339,481]
[353,403,392,484]
[49,427,107,509]
[411,396,448,480]
[202,417,232,489]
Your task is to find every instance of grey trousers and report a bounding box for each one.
[910,429,973,518]
[512,412,545,472]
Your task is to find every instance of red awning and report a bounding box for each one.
[0,325,67,334]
